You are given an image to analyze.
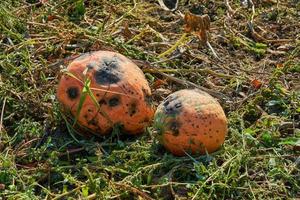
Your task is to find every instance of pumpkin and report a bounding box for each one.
[57,51,154,135]
[153,89,227,156]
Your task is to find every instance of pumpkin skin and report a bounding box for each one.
[57,51,154,135]
[153,89,227,156]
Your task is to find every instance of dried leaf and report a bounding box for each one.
[153,79,168,89]
[123,22,133,39]
[294,145,300,151]
[184,13,210,42]
[47,15,56,21]
[276,63,284,68]
[0,184,5,190]
[251,79,262,89]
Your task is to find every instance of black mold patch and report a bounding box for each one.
[169,120,181,136]
[67,87,79,100]
[99,99,107,105]
[163,95,183,115]
[108,96,120,107]
[94,68,121,85]
[94,56,122,85]
[128,102,137,117]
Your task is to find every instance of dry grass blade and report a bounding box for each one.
[0,97,6,134]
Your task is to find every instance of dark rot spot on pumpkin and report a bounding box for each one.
[175,102,182,108]
[84,114,88,119]
[88,109,92,112]
[143,116,150,122]
[99,99,107,105]
[163,94,177,106]
[102,56,119,69]
[164,104,182,115]
[169,120,181,136]
[203,132,207,135]
[209,135,213,139]
[196,125,199,128]
[163,95,182,115]
[96,93,100,97]
[128,102,137,117]
[87,61,98,70]
[88,119,98,126]
[108,96,120,107]
[67,87,79,100]
[94,68,121,85]
[94,56,122,85]
[216,139,220,143]
[139,116,150,124]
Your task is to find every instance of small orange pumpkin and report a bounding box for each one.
[153,89,227,156]
[57,51,154,135]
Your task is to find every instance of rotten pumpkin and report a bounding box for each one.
[57,51,154,135]
[153,89,228,156]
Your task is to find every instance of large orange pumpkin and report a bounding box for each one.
[57,51,154,135]
[153,89,227,156]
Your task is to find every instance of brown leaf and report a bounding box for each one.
[294,146,300,151]
[0,184,5,190]
[276,63,284,68]
[153,79,168,89]
[251,79,262,89]
[123,22,133,39]
[47,15,56,21]
[184,13,210,42]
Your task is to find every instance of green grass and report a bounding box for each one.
[0,0,299,199]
